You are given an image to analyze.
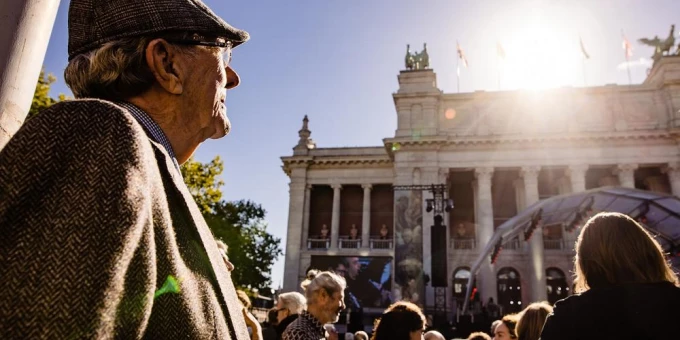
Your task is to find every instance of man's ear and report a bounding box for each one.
[145,39,184,95]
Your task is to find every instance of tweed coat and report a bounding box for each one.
[0,99,249,339]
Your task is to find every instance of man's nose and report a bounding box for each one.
[226,66,240,89]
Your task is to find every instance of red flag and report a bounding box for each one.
[622,32,633,58]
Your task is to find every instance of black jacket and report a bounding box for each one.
[540,281,680,340]
[276,314,299,340]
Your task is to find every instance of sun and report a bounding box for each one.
[498,4,584,90]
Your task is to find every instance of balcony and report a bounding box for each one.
[502,238,521,250]
[338,237,361,249]
[451,238,476,250]
[543,238,564,250]
[307,238,330,250]
[370,238,393,250]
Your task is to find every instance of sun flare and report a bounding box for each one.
[498,4,584,90]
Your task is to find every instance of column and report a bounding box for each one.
[567,164,588,193]
[282,168,307,292]
[301,185,312,250]
[663,162,680,197]
[330,183,342,249]
[521,166,547,302]
[616,164,638,188]
[475,167,496,303]
[0,0,61,150]
[361,184,372,249]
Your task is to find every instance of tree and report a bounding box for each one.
[28,69,66,119]
[181,156,225,214]
[181,157,282,294]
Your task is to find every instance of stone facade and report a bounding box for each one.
[281,56,680,315]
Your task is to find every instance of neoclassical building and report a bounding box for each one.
[281,56,680,316]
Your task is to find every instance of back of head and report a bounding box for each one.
[575,212,678,292]
[500,313,520,339]
[300,270,346,305]
[467,331,492,340]
[236,290,251,309]
[516,302,553,340]
[371,301,425,340]
[278,291,306,315]
[267,308,279,325]
[424,330,445,340]
[355,331,369,340]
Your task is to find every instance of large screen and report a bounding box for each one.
[308,256,394,309]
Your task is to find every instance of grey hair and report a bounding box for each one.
[277,292,306,315]
[301,270,346,304]
[64,36,197,100]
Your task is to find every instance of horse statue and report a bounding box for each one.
[405,44,415,70]
[404,43,429,70]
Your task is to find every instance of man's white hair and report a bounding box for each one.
[301,270,346,304]
[277,292,306,315]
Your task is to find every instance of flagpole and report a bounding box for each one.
[582,58,587,86]
[457,54,460,93]
[626,53,632,85]
[497,58,501,91]
[622,30,632,85]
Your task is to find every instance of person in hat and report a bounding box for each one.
[0,0,251,338]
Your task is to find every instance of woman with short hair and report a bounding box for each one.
[541,212,680,340]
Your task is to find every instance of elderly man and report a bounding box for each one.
[0,0,250,338]
[275,292,307,339]
[283,271,346,340]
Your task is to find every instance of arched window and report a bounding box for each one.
[497,267,522,314]
[452,267,474,304]
[546,267,569,304]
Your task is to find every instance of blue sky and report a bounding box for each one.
[42,0,679,288]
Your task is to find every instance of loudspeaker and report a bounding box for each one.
[430,223,448,287]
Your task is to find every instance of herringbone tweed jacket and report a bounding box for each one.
[0,99,249,339]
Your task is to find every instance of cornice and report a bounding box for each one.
[383,130,674,150]
[281,155,393,176]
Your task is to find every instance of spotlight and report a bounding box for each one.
[426,199,434,213]
[445,199,454,212]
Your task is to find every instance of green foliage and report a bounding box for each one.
[207,200,282,295]
[180,156,225,214]
[28,69,66,119]
[181,157,282,293]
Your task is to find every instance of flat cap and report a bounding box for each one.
[68,0,249,60]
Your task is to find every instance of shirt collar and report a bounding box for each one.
[300,310,325,335]
[117,102,181,172]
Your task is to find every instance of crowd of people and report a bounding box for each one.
[1,0,680,338]
[241,212,680,340]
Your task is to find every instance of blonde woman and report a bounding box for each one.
[515,302,552,340]
[541,212,680,340]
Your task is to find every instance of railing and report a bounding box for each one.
[543,238,564,250]
[451,238,476,250]
[307,238,330,250]
[370,238,393,249]
[338,238,361,249]
[502,238,521,250]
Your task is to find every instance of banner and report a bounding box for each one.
[393,190,424,306]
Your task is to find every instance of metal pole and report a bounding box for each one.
[0,0,61,151]
[456,56,460,93]
[582,58,587,86]
[626,53,633,85]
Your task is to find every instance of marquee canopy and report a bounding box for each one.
[462,186,680,312]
